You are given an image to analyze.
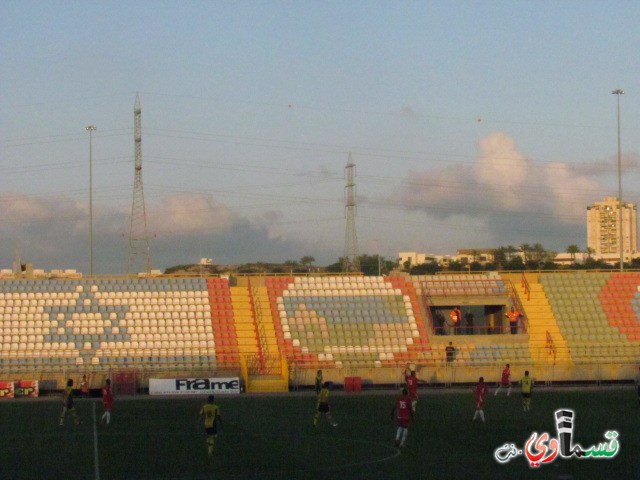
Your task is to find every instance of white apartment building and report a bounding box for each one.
[587,196,638,262]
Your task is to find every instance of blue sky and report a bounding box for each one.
[1,2,639,273]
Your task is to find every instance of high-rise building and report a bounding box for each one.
[587,196,638,262]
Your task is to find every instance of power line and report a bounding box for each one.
[143,127,619,170]
[1,129,131,148]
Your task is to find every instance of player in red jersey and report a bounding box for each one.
[391,388,413,448]
[402,363,412,383]
[494,363,511,396]
[79,374,90,398]
[472,376,488,423]
[100,379,113,425]
[404,370,422,413]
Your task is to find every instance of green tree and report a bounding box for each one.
[324,259,344,273]
[532,243,546,264]
[326,255,394,275]
[409,261,440,275]
[492,247,507,269]
[359,254,381,276]
[540,250,559,270]
[566,245,580,264]
[584,247,595,260]
[505,256,525,271]
[300,256,315,266]
[469,261,483,271]
[300,256,315,272]
[519,244,531,264]
[447,260,464,271]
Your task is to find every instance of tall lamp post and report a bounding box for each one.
[85,125,97,276]
[612,89,624,272]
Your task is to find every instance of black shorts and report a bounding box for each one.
[521,392,531,399]
[317,403,330,413]
[65,398,74,409]
[205,426,218,436]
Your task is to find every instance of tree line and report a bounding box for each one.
[406,243,640,275]
[165,246,639,276]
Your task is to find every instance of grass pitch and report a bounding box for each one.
[1,386,638,479]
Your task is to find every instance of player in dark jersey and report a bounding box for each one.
[391,388,413,448]
[472,377,488,423]
[520,370,534,412]
[313,382,338,427]
[200,395,222,456]
[100,379,113,425]
[59,378,80,426]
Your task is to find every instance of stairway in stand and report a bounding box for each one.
[513,273,571,367]
[230,283,288,392]
[248,284,288,392]
[230,286,260,359]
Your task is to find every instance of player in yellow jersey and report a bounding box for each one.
[313,382,338,427]
[520,370,534,412]
[199,395,221,456]
[59,379,80,426]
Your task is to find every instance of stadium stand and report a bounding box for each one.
[506,272,571,366]
[207,277,239,367]
[540,272,640,363]
[2,271,640,390]
[411,273,508,297]
[599,272,640,341]
[0,278,216,372]
[409,273,532,368]
[266,275,431,368]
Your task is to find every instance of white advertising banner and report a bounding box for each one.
[149,377,241,396]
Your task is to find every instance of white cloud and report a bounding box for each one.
[475,132,529,210]
[570,152,640,177]
[0,193,86,236]
[149,193,235,236]
[390,132,605,249]
[0,191,320,273]
[253,209,286,240]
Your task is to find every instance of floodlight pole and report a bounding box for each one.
[86,125,97,276]
[612,89,624,271]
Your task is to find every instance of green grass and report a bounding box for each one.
[1,387,638,479]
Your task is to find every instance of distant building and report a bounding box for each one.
[454,249,495,265]
[398,252,446,267]
[553,252,588,266]
[587,196,638,263]
[399,250,495,268]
